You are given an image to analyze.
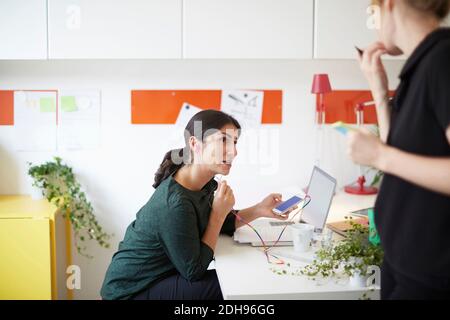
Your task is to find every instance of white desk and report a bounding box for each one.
[214,191,380,300]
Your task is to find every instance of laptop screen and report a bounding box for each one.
[301,166,336,230]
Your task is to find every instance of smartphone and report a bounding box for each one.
[272,196,303,216]
[332,121,355,135]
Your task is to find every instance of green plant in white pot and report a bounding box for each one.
[28,157,111,258]
[300,218,384,287]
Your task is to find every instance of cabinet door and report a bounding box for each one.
[314,0,405,60]
[314,0,377,59]
[0,218,52,299]
[48,0,182,59]
[0,0,47,60]
[183,0,313,59]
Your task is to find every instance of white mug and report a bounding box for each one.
[289,223,315,253]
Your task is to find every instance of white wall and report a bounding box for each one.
[0,59,403,299]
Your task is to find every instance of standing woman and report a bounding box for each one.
[348,0,450,299]
[101,110,292,300]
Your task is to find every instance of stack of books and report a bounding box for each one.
[326,217,369,237]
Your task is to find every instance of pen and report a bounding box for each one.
[355,46,364,57]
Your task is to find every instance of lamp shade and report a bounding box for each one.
[311,74,332,94]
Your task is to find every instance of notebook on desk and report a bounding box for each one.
[326,217,369,237]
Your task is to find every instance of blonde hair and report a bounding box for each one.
[372,0,450,20]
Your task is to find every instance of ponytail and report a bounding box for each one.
[153,148,186,189]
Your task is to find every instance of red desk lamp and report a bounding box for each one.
[311,74,332,126]
[344,100,378,195]
[311,74,332,172]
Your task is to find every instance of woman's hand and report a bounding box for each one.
[347,128,387,169]
[358,42,389,107]
[255,193,297,221]
[211,180,235,222]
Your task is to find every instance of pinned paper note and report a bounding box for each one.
[39,97,56,113]
[14,91,57,151]
[61,96,77,112]
[166,102,203,150]
[221,90,263,129]
[58,90,101,150]
[176,102,203,129]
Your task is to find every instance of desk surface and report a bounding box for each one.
[214,191,380,300]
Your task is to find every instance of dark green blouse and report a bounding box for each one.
[100,175,236,300]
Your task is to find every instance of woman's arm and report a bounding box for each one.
[358,42,391,142]
[375,98,391,143]
[234,194,293,229]
[234,205,260,229]
[203,181,235,251]
[379,143,450,196]
[202,211,227,252]
[348,126,450,196]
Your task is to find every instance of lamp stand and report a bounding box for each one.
[314,93,325,168]
[344,102,378,195]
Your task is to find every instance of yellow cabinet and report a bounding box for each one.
[0,196,73,300]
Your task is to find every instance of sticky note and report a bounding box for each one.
[39,97,56,113]
[61,96,77,112]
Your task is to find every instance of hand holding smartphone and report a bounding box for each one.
[272,195,303,216]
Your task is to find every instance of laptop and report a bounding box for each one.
[234,166,337,246]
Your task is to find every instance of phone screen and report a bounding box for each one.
[274,196,302,213]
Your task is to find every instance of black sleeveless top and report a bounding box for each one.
[375,28,450,283]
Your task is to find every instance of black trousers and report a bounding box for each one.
[381,259,450,300]
[132,270,223,300]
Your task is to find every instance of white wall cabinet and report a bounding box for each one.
[48,0,182,59]
[3,0,432,60]
[0,0,48,60]
[314,0,404,60]
[183,0,314,59]
[314,0,374,59]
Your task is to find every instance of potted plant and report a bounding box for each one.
[300,218,384,287]
[28,157,111,258]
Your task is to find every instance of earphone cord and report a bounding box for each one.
[231,196,311,265]
[211,174,312,265]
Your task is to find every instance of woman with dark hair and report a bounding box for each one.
[101,110,293,300]
[348,0,450,299]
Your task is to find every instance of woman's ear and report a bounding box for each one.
[189,136,201,153]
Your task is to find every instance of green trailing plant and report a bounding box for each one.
[269,218,383,299]
[300,217,383,279]
[28,157,111,258]
[369,124,384,187]
[370,170,384,187]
